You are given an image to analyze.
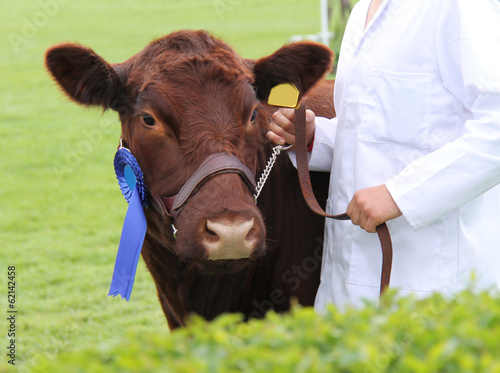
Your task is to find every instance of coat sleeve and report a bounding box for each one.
[287,116,337,172]
[386,0,500,231]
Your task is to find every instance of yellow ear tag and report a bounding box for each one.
[268,83,301,109]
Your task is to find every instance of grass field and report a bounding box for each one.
[0,1,351,371]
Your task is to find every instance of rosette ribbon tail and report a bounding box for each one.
[108,184,147,301]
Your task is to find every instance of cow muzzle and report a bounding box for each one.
[202,216,258,260]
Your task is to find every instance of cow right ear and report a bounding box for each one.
[251,41,334,104]
[45,43,122,110]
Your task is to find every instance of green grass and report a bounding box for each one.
[0,0,352,371]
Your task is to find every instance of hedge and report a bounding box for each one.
[39,289,500,373]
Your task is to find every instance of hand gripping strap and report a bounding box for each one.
[294,102,393,296]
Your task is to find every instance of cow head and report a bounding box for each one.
[45,30,333,271]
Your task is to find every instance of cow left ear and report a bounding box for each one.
[251,41,334,103]
[45,43,123,110]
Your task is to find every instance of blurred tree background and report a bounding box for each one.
[290,0,358,72]
[329,0,356,47]
[329,0,357,70]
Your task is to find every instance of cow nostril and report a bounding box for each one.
[245,224,256,241]
[204,221,220,244]
[205,222,218,237]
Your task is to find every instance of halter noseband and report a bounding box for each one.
[156,153,256,220]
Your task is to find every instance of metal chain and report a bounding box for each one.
[254,144,293,202]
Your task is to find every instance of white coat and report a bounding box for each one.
[302,0,500,310]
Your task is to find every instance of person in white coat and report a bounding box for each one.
[268,0,500,311]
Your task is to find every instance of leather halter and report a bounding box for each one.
[294,101,393,296]
[149,153,257,220]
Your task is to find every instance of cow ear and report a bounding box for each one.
[45,43,122,110]
[252,42,334,103]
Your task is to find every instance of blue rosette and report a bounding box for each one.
[114,148,149,208]
[109,145,149,301]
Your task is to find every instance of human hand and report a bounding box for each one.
[266,108,316,150]
[347,185,402,233]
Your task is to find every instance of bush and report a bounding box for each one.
[39,289,500,373]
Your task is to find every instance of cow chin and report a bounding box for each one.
[186,258,255,275]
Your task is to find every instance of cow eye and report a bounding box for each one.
[250,109,258,123]
[140,113,156,127]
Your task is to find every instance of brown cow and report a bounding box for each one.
[45,30,335,329]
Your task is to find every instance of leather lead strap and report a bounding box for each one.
[294,102,393,296]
